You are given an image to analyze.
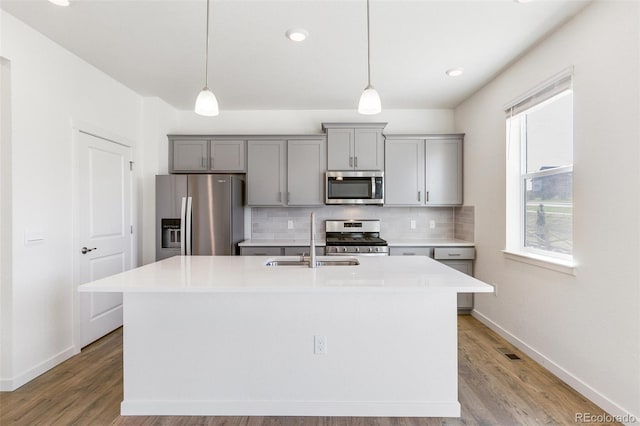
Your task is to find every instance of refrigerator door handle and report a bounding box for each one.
[185,196,193,256]
[180,197,187,256]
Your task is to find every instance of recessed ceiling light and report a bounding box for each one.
[285,28,309,42]
[48,0,70,6]
[446,68,464,77]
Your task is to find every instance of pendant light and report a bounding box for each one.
[358,0,381,115]
[194,0,219,116]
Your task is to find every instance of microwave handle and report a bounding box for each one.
[371,177,376,198]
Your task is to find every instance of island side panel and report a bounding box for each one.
[121,290,460,417]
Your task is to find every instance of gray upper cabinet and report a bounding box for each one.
[210,140,245,172]
[384,134,463,206]
[169,136,246,173]
[171,139,209,172]
[323,123,386,171]
[247,140,286,206]
[425,138,463,206]
[385,139,425,206]
[247,137,326,207]
[287,139,326,206]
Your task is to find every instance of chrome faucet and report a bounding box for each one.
[309,212,317,268]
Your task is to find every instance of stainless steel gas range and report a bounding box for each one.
[324,219,389,256]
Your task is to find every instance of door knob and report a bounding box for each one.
[81,247,97,254]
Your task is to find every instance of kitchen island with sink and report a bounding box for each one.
[79,255,493,417]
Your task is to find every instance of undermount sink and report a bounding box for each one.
[265,257,360,267]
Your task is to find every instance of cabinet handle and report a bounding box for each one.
[349,156,353,167]
[201,157,206,168]
[278,192,282,202]
[210,156,214,169]
[448,253,461,257]
[354,156,358,168]
[426,191,429,202]
[403,253,416,256]
[418,191,421,202]
[287,192,290,203]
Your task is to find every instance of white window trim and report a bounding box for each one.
[504,70,574,273]
[502,249,576,276]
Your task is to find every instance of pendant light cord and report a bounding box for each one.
[204,0,210,88]
[366,0,371,87]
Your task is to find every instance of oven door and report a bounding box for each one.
[325,172,384,205]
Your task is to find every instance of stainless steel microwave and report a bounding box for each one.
[325,171,384,205]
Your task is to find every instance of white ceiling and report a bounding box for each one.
[1,0,591,111]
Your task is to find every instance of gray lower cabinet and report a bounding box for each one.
[385,135,463,206]
[239,247,283,256]
[247,137,326,206]
[434,247,475,313]
[390,246,474,313]
[169,137,246,173]
[240,246,324,256]
[389,247,433,257]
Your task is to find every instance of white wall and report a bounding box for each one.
[139,97,179,265]
[174,109,455,135]
[0,11,155,390]
[455,1,639,420]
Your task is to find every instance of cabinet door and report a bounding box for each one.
[210,140,245,171]
[326,128,354,170]
[439,259,474,311]
[283,246,324,256]
[247,140,286,206]
[385,139,425,205]
[287,139,326,206]
[425,138,463,205]
[171,139,209,172]
[354,128,384,170]
[240,247,283,256]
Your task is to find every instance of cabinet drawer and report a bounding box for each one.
[434,247,475,260]
[389,247,433,257]
[240,247,283,256]
[283,246,324,256]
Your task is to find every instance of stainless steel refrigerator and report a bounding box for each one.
[155,174,244,260]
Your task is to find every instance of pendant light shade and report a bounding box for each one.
[358,85,381,115]
[358,0,381,115]
[195,88,219,116]
[195,0,219,116]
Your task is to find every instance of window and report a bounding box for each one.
[506,70,573,264]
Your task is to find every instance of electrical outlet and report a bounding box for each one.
[429,220,436,229]
[287,220,294,230]
[314,335,327,355]
[410,219,416,230]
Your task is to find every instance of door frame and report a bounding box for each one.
[71,120,136,352]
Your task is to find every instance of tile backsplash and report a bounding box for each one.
[250,205,474,242]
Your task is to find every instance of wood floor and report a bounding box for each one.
[0,316,619,426]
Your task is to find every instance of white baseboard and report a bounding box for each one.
[0,345,78,391]
[472,310,638,426]
[121,400,461,417]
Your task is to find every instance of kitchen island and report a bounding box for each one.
[79,255,493,417]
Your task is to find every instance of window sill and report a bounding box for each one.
[502,250,576,276]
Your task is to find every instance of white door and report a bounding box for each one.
[78,131,132,348]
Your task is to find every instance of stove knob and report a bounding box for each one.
[355,247,360,252]
[369,247,373,252]
[342,247,347,252]
[376,247,381,252]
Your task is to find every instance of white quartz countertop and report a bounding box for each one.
[78,255,493,294]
